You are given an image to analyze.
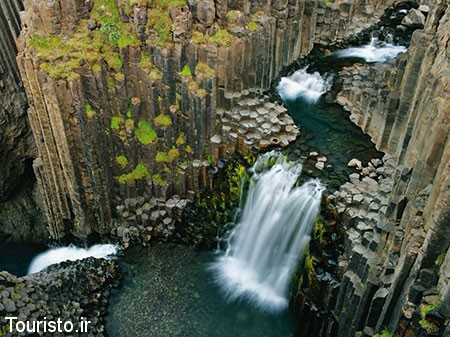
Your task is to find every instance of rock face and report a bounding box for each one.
[15,0,392,241]
[0,0,46,242]
[329,2,450,336]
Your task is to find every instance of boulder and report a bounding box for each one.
[196,0,215,26]
[348,158,362,168]
[401,9,425,28]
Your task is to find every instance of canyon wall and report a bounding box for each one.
[0,0,45,242]
[16,0,393,242]
[332,1,450,336]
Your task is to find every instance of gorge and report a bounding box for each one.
[0,0,449,336]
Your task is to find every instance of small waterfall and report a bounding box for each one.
[28,244,118,274]
[277,67,332,104]
[335,37,407,62]
[213,152,325,311]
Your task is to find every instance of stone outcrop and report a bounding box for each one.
[0,258,120,336]
[0,0,46,243]
[328,2,450,336]
[15,0,392,241]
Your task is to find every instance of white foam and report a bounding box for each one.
[28,244,118,274]
[277,67,332,103]
[213,152,325,312]
[335,38,407,63]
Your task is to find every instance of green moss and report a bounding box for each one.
[196,62,215,78]
[226,10,241,20]
[125,118,135,129]
[188,81,207,97]
[114,72,125,82]
[92,63,101,73]
[168,147,180,161]
[156,151,171,163]
[85,103,95,119]
[115,155,128,168]
[27,0,144,80]
[117,32,141,48]
[176,133,186,146]
[419,319,439,333]
[421,302,440,320]
[152,173,168,186]
[127,109,132,118]
[209,25,235,46]
[191,31,206,44]
[154,114,172,127]
[148,68,163,81]
[304,247,315,286]
[436,252,446,267]
[135,121,157,144]
[247,21,258,31]
[373,330,392,337]
[313,218,325,245]
[185,145,193,154]
[111,116,124,130]
[117,163,149,184]
[146,0,187,46]
[139,52,152,68]
[179,64,192,77]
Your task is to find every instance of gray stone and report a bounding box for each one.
[401,9,425,27]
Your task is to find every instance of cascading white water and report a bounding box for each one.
[213,152,325,311]
[335,37,407,62]
[28,244,118,274]
[277,67,332,103]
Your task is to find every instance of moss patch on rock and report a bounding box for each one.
[117,163,149,184]
[135,121,157,144]
[154,114,172,127]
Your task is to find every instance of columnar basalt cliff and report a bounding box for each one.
[0,0,45,243]
[1,0,450,336]
[16,0,394,241]
[328,2,450,336]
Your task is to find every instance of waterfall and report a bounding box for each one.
[28,244,118,274]
[277,67,332,104]
[335,37,407,62]
[213,152,325,311]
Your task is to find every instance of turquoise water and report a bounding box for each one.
[106,244,296,337]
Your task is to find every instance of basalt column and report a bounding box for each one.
[333,2,450,336]
[0,0,46,243]
[16,0,397,241]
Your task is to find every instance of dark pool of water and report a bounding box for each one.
[283,97,383,190]
[107,244,296,337]
[0,243,46,276]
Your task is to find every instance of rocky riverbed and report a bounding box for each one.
[0,258,121,336]
[106,244,296,337]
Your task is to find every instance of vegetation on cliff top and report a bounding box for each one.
[28,0,139,79]
[146,0,187,46]
[208,24,235,46]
